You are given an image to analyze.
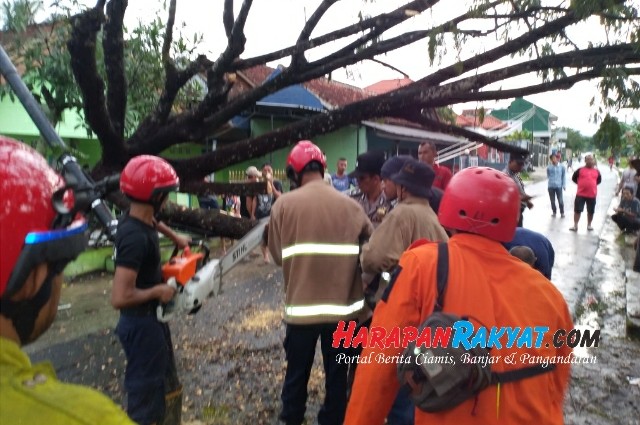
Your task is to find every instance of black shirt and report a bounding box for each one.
[114,214,162,290]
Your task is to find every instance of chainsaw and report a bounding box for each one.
[157,217,269,322]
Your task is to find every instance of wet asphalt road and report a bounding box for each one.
[520,161,619,313]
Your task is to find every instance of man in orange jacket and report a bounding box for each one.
[344,167,573,425]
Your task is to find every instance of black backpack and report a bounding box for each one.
[397,243,554,413]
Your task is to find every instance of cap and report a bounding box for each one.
[246,166,261,177]
[390,158,434,199]
[348,151,386,178]
[380,155,413,180]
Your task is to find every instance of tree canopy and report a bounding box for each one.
[2,0,640,236]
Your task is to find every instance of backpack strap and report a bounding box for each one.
[434,242,448,312]
[491,364,556,384]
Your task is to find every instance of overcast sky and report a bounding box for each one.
[67,0,640,135]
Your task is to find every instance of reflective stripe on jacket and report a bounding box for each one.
[268,179,373,325]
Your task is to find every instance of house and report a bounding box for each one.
[490,97,560,167]
[454,109,511,169]
[207,66,470,181]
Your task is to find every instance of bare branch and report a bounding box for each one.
[68,4,126,164]
[103,0,127,137]
[230,0,441,71]
[292,0,339,67]
[368,58,410,79]
[161,0,177,64]
[223,0,233,38]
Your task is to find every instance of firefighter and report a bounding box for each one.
[0,136,133,424]
[268,140,373,425]
[111,155,188,425]
[344,167,573,425]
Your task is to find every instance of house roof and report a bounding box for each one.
[364,78,413,95]
[362,120,467,145]
[255,68,324,111]
[455,113,507,130]
[490,97,557,134]
[233,64,370,109]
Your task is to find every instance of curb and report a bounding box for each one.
[573,195,628,338]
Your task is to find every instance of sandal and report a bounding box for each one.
[569,226,577,232]
[587,226,594,231]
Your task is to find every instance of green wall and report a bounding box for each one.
[213,117,367,182]
[0,98,102,166]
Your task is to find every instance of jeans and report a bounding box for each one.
[280,323,349,425]
[387,385,415,425]
[548,187,564,215]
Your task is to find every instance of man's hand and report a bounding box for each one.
[156,283,177,304]
[173,233,191,249]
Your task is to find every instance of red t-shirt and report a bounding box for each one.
[432,164,452,190]
[575,167,601,198]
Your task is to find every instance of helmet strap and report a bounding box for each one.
[152,192,169,218]
[0,267,57,345]
[286,166,301,190]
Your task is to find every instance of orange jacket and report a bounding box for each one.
[344,234,573,425]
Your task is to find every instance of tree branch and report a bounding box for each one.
[230,0,440,71]
[223,0,233,38]
[68,3,126,164]
[291,0,339,68]
[103,0,128,137]
[417,1,626,87]
[368,58,410,79]
[161,0,177,65]
[394,111,529,155]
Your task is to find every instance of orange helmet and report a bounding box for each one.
[0,136,87,297]
[120,155,179,202]
[438,167,520,242]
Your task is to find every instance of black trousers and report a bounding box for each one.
[280,323,349,425]
[612,213,640,232]
[116,315,179,425]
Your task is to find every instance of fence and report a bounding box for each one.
[228,168,288,183]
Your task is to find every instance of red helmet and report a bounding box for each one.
[438,167,520,242]
[286,140,326,173]
[1,136,88,297]
[120,155,179,202]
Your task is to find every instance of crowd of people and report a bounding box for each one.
[4,131,638,425]
[266,141,571,425]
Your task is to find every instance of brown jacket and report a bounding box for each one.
[268,179,373,324]
[361,196,448,274]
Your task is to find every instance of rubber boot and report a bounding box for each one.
[162,385,183,425]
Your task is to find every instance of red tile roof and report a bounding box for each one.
[455,112,507,130]
[232,64,370,108]
[364,78,413,94]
